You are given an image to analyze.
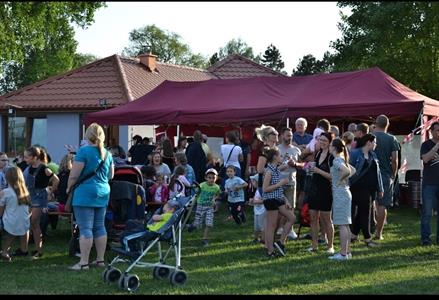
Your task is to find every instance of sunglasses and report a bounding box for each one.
[0,159,8,162]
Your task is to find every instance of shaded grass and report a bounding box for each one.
[0,206,438,294]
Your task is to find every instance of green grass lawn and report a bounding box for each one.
[0,205,438,294]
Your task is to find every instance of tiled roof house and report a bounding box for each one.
[0,53,286,162]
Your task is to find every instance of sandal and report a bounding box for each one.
[69,262,90,270]
[1,253,12,262]
[90,260,106,267]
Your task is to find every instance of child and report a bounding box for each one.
[224,166,248,225]
[262,148,295,258]
[187,168,221,247]
[149,173,169,204]
[0,166,31,262]
[169,165,191,199]
[140,165,156,203]
[120,200,179,254]
[249,174,265,244]
[249,174,266,244]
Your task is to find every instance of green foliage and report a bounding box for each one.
[292,52,333,76]
[330,1,439,98]
[123,24,208,69]
[209,38,256,67]
[260,44,285,72]
[72,53,100,69]
[0,2,105,94]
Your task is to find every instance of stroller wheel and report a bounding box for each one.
[106,268,122,283]
[102,269,109,283]
[153,266,170,280]
[118,274,126,289]
[124,274,140,292]
[170,270,187,286]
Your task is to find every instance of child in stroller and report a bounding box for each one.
[118,200,179,255]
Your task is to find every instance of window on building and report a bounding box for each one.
[8,116,26,155]
[5,116,46,156]
[31,118,47,148]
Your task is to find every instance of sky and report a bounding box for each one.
[74,2,348,73]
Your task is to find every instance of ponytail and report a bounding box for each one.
[342,144,349,167]
[85,123,106,160]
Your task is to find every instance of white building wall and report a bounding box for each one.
[47,113,80,164]
[396,135,422,183]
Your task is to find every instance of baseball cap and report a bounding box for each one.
[205,168,218,176]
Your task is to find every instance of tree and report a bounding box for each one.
[123,24,207,69]
[292,52,333,76]
[0,2,105,94]
[330,2,439,98]
[209,38,256,66]
[72,53,100,69]
[260,44,285,72]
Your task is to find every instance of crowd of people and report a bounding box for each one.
[1,115,438,266]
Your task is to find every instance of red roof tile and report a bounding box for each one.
[0,55,127,110]
[208,54,287,79]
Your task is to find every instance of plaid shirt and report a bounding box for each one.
[262,164,284,200]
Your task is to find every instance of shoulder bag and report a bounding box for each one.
[65,151,109,213]
[219,145,236,179]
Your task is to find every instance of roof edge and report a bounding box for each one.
[120,56,213,74]
[0,54,118,100]
[114,55,134,101]
[208,54,287,77]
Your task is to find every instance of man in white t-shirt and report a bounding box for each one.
[278,127,302,240]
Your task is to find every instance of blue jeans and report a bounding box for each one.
[73,206,107,239]
[420,185,439,244]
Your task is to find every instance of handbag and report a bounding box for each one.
[219,145,236,179]
[65,151,109,213]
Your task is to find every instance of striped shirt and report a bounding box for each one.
[262,164,284,200]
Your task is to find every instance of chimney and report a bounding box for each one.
[138,52,157,72]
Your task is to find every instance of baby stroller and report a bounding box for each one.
[106,180,146,241]
[113,165,143,185]
[102,194,196,292]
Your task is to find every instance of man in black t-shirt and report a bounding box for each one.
[420,121,439,246]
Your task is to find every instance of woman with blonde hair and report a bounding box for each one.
[255,125,279,195]
[0,167,31,262]
[67,123,114,270]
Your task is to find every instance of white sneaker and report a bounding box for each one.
[328,252,349,261]
[326,247,335,254]
[276,228,284,235]
[347,252,353,259]
[288,231,298,240]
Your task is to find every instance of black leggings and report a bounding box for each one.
[228,202,246,225]
[351,186,372,240]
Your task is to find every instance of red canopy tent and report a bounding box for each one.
[85,67,439,135]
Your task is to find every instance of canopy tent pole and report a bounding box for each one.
[286,117,290,128]
[177,124,180,140]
